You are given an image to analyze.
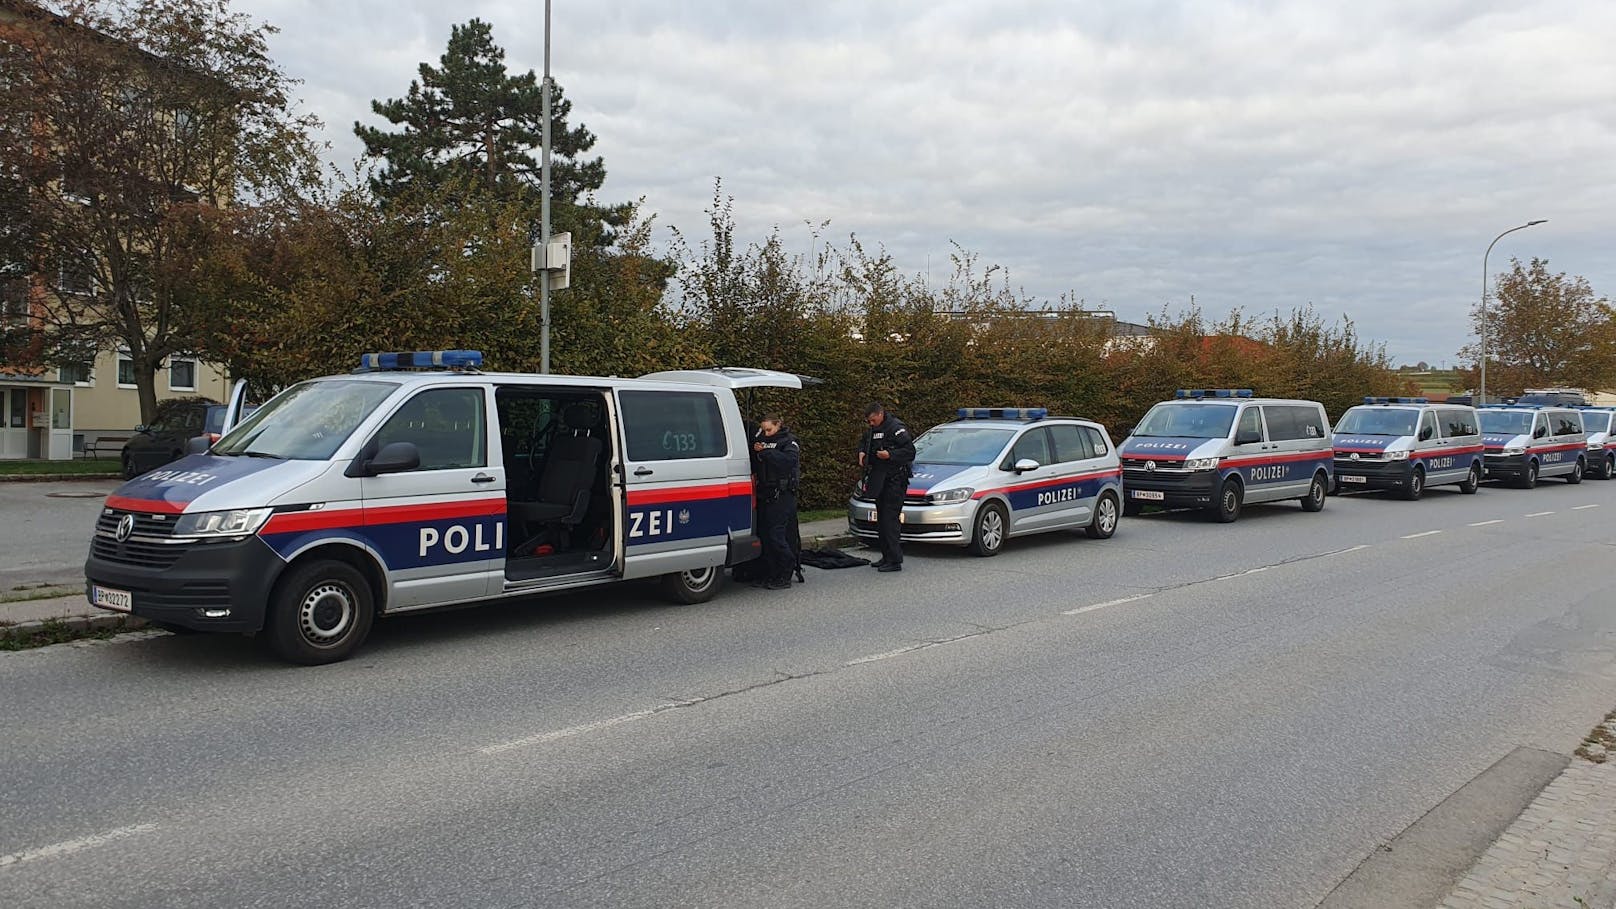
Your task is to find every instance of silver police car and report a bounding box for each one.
[847,408,1123,557]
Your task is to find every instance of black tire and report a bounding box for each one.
[1566,457,1584,484]
[1459,463,1481,495]
[661,565,722,605]
[1604,454,1616,480]
[1086,492,1120,540]
[1210,478,1242,523]
[1519,461,1538,490]
[1122,499,1144,518]
[121,453,138,480]
[265,559,374,665]
[1400,466,1425,501]
[968,502,1008,556]
[1300,472,1328,511]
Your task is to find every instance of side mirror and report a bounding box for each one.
[1013,458,1040,473]
[1419,427,1434,441]
[1534,426,1548,439]
[184,436,210,455]
[134,424,149,434]
[366,441,420,476]
[1235,430,1262,446]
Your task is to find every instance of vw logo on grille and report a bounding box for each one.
[1144,460,1157,472]
[115,514,135,542]
[1349,452,1361,461]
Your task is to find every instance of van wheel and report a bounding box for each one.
[1300,472,1328,511]
[1401,466,1425,501]
[1086,492,1120,539]
[265,559,374,665]
[1519,461,1538,489]
[1566,457,1585,484]
[121,453,137,480]
[1210,479,1242,523]
[1459,463,1481,494]
[968,502,1007,556]
[1604,454,1616,480]
[1122,500,1144,517]
[661,566,721,605]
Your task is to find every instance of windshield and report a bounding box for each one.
[1333,408,1418,436]
[912,427,1015,466]
[1479,410,1534,435]
[1132,403,1238,439]
[213,380,398,460]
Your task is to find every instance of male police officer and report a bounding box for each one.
[751,415,801,590]
[859,402,916,572]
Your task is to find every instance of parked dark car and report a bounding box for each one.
[120,398,245,478]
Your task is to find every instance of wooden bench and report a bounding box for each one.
[80,436,133,460]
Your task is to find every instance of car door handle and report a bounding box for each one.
[470,473,496,484]
[633,467,654,477]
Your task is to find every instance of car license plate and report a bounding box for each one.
[1340,475,1367,484]
[1131,490,1165,501]
[91,585,133,612]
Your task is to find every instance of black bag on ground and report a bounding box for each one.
[799,548,871,569]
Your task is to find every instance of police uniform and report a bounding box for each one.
[861,413,916,567]
[752,426,801,587]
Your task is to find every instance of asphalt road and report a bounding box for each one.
[0,480,120,592]
[4,477,1616,908]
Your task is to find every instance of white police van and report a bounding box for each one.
[846,408,1123,556]
[85,352,809,664]
[1120,389,1333,522]
[1331,397,1484,499]
[1577,407,1616,480]
[1478,404,1587,488]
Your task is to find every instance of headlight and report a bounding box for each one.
[1184,457,1220,471]
[1503,446,1525,456]
[172,508,272,538]
[928,487,974,505]
[1386,450,1410,461]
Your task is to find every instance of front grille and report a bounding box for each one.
[92,508,192,569]
[1122,458,1193,473]
[854,519,956,535]
[1334,453,1385,462]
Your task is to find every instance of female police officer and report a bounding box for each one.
[751,415,801,590]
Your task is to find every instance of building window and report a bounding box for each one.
[58,363,93,386]
[1,277,28,322]
[117,352,136,388]
[59,257,95,295]
[169,358,196,391]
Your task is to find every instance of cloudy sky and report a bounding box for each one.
[238,0,1616,366]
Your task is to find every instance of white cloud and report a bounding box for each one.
[240,0,1616,365]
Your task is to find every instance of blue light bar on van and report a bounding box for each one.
[1175,389,1253,399]
[358,350,484,371]
[956,407,1048,421]
[1363,396,1428,405]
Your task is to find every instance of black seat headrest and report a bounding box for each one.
[562,402,600,431]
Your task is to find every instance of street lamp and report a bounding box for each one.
[1479,219,1547,404]
[540,0,553,374]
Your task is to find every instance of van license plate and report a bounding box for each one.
[92,585,133,612]
[1131,490,1165,501]
[1340,475,1367,484]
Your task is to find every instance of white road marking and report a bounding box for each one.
[1063,593,1153,616]
[1573,504,1600,511]
[1524,511,1554,518]
[481,700,698,754]
[846,645,924,665]
[1401,530,1443,539]
[1469,520,1504,527]
[0,823,157,870]
[1322,544,1371,556]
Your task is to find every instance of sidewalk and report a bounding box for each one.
[1439,721,1616,909]
[0,515,860,631]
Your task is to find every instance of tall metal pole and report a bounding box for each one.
[1478,219,1546,404]
[539,0,553,374]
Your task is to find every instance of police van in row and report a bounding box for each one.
[1477,403,1588,488]
[1330,398,1484,499]
[1578,407,1616,480]
[1119,390,1333,522]
[85,351,810,664]
[847,408,1123,556]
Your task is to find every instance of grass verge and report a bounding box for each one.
[0,585,78,604]
[0,459,119,477]
[0,617,144,650]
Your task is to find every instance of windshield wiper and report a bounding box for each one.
[242,450,286,460]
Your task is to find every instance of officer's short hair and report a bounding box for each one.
[864,402,886,417]
[761,413,784,425]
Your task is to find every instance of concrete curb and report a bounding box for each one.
[0,472,121,482]
[0,613,149,645]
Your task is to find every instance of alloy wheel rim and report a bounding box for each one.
[982,510,1004,549]
[1098,499,1117,534]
